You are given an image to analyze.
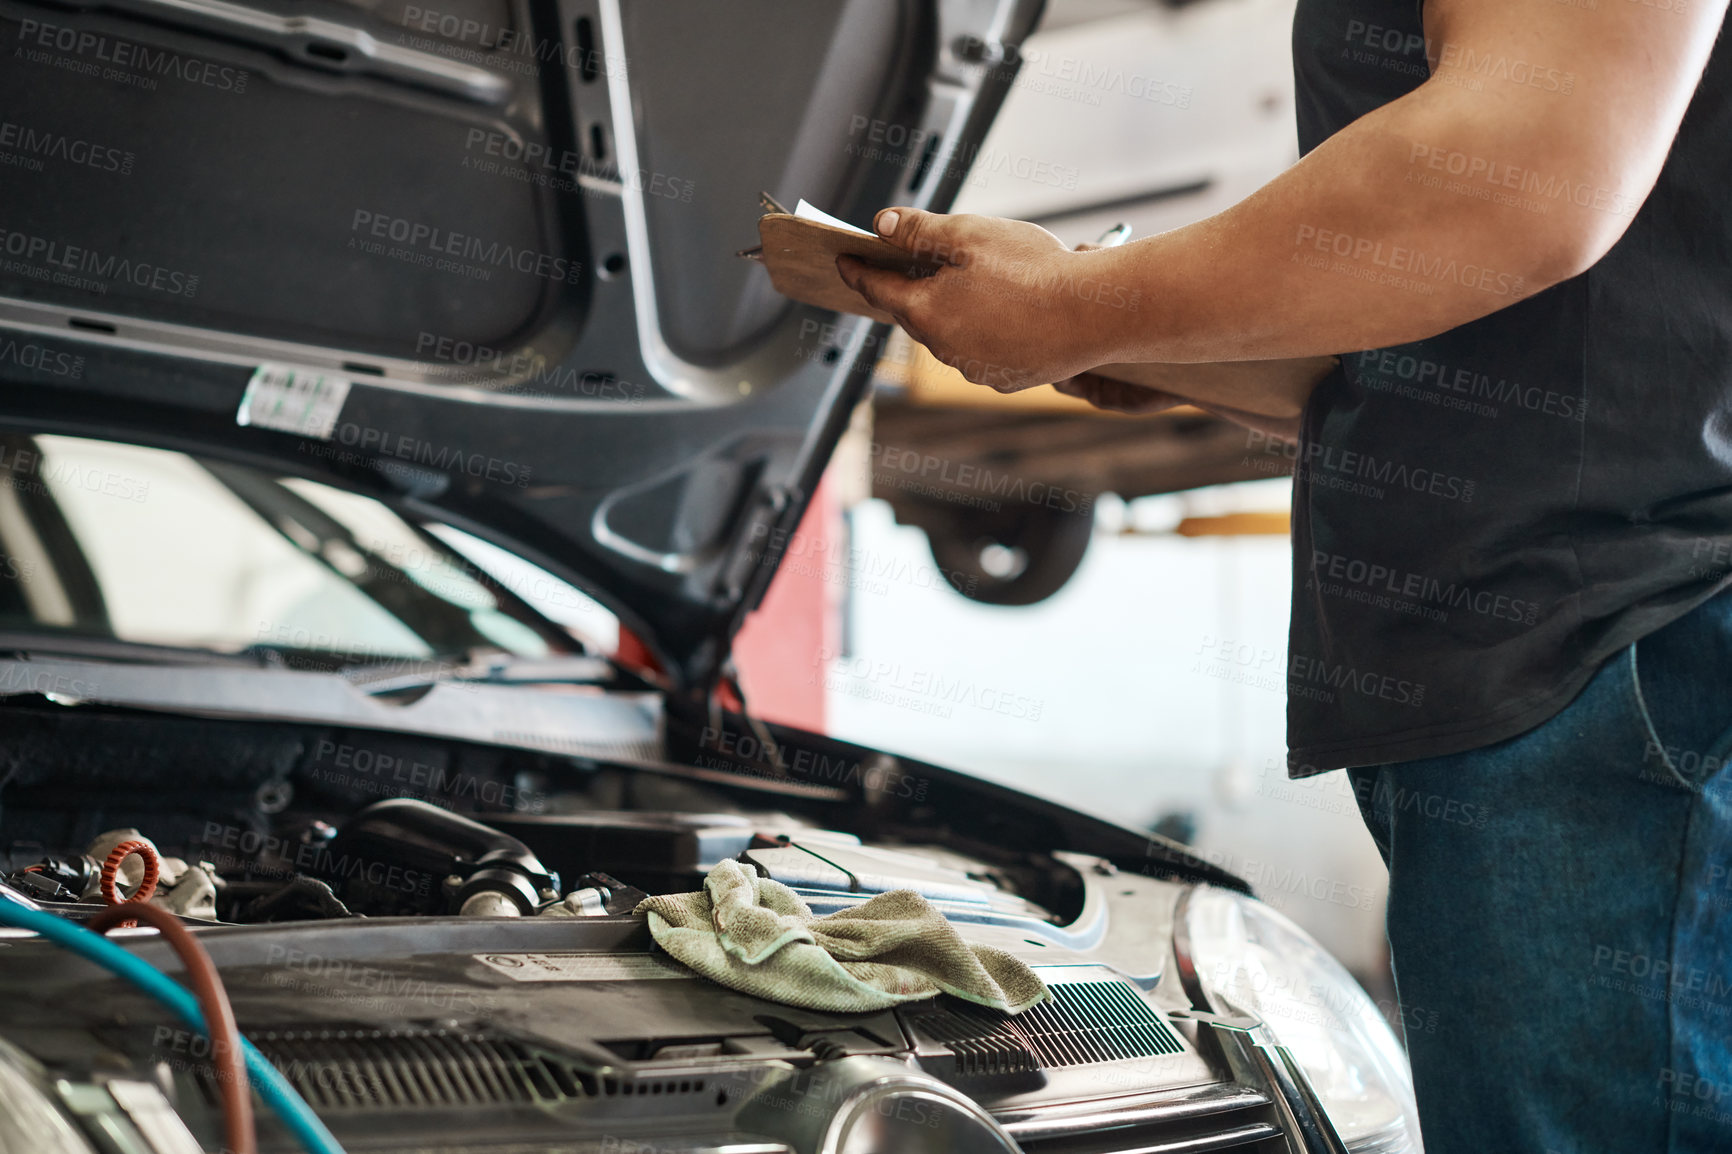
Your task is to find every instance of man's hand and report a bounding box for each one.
[836,211,1119,393]
[1051,372,1187,416]
[1054,368,1306,441]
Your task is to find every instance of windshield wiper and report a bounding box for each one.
[200,460,506,653]
[199,460,586,658]
[344,652,618,697]
[0,630,269,668]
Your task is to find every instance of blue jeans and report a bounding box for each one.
[1349,589,1732,1154]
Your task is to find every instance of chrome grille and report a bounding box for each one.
[908,1005,1041,1078]
[908,980,1185,1076]
[1018,980,1186,1066]
[1003,1083,1286,1154]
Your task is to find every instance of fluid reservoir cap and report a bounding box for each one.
[458,890,523,917]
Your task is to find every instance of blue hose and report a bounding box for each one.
[0,900,346,1154]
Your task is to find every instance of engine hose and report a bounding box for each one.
[0,900,346,1154]
[85,903,255,1154]
[98,840,160,928]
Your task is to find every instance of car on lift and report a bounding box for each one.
[0,2,1419,1154]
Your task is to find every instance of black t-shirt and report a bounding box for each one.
[1285,0,1732,774]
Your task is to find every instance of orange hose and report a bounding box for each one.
[87,903,256,1154]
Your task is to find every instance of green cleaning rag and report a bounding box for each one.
[635,859,1049,1014]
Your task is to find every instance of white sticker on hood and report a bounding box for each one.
[474,952,690,982]
[237,364,351,440]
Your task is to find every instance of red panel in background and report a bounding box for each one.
[729,472,843,733]
[614,623,660,675]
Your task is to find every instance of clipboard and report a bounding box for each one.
[743,199,1331,419]
[753,212,941,324]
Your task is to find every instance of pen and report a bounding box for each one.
[1094,222,1133,248]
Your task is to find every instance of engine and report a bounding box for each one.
[1,797,1058,930]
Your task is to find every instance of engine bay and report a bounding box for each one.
[1,799,1066,931]
[0,703,1270,1154]
[0,703,1083,930]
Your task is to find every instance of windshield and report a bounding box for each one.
[0,434,575,662]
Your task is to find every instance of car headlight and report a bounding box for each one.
[1182,886,1422,1153]
[0,1038,92,1154]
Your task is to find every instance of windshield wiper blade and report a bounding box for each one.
[346,652,617,696]
[0,630,267,668]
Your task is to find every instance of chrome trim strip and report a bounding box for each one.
[997,1082,1272,1141]
[1172,884,1208,1010]
[1079,1120,1283,1154]
[1178,1014,1350,1154]
[1261,1044,1349,1154]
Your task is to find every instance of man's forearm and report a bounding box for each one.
[1076,89,1622,366]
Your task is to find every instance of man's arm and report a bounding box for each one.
[837,0,1730,404]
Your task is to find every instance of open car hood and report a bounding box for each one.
[0,0,1044,690]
